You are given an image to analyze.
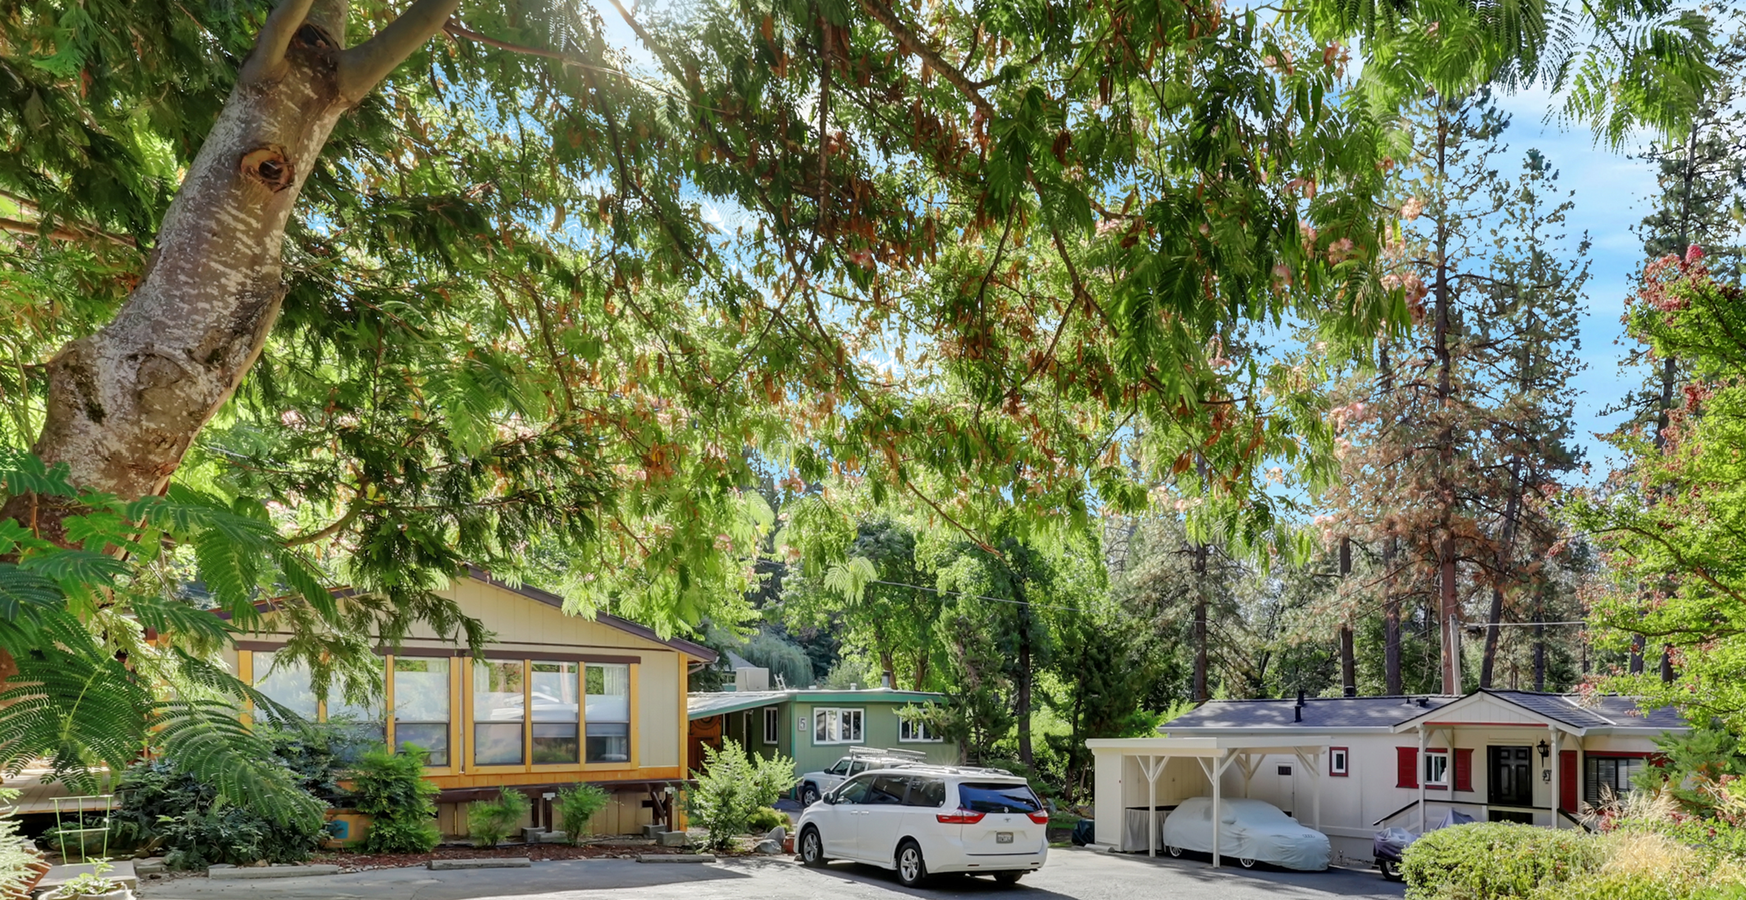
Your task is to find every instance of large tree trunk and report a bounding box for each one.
[1191,541,1209,702]
[0,0,458,534]
[1431,104,1460,696]
[1479,458,1524,688]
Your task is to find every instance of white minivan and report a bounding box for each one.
[795,766,1049,887]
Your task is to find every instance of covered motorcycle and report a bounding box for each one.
[1373,808,1475,881]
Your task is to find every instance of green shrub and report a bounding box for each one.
[468,790,530,848]
[683,741,797,851]
[350,745,440,854]
[747,807,787,833]
[554,785,610,845]
[1402,822,1603,899]
[109,724,352,868]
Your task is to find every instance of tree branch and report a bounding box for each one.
[0,217,136,249]
[240,0,321,84]
[337,0,465,101]
[855,0,992,117]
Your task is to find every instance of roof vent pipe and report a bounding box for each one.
[1294,690,1306,723]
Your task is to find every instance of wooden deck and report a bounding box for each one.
[0,763,115,816]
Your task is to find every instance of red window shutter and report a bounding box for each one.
[1559,751,1578,812]
[1453,748,1474,792]
[1396,746,1419,789]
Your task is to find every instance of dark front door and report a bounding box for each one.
[1489,746,1534,807]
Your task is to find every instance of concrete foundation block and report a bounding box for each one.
[657,830,689,847]
[427,858,533,870]
[208,864,340,880]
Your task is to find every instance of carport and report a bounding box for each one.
[1087,734,1333,868]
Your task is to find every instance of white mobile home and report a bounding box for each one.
[1089,690,1684,867]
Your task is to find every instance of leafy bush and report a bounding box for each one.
[468,790,530,848]
[1402,822,1603,899]
[747,807,786,834]
[349,745,440,854]
[109,724,353,868]
[684,741,797,851]
[554,785,610,845]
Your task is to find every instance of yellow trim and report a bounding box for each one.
[628,662,641,770]
[237,651,254,728]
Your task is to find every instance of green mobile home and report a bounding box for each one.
[687,688,960,776]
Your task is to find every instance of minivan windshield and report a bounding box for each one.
[958,782,1043,814]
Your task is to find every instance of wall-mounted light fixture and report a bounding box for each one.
[1536,739,1550,762]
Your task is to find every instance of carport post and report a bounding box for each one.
[1211,752,1221,868]
[1146,755,1158,857]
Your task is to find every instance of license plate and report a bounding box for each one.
[997,832,1014,844]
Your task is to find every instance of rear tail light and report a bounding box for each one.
[1027,811,1049,825]
[936,809,987,824]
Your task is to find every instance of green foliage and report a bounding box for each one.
[468,789,530,849]
[1401,822,1603,899]
[684,741,797,851]
[109,725,359,869]
[746,807,787,834]
[349,746,440,854]
[1572,254,1746,729]
[553,784,610,845]
[0,789,40,898]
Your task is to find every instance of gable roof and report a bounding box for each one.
[688,687,947,720]
[1389,689,1685,735]
[1163,691,1684,737]
[463,566,716,662]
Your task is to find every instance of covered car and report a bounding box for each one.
[1161,797,1330,871]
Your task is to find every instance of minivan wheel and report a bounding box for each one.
[800,784,821,806]
[895,839,928,887]
[799,827,826,868]
[993,871,1024,885]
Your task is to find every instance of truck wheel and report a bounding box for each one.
[801,784,821,806]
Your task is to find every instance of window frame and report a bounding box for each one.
[1425,750,1450,789]
[241,647,458,775]
[1329,747,1349,777]
[812,707,866,745]
[897,713,943,743]
[763,707,780,744]
[468,655,639,775]
[1584,754,1649,806]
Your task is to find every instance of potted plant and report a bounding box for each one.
[46,867,131,900]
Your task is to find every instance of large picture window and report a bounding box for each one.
[252,650,318,720]
[814,708,864,744]
[474,660,526,766]
[585,663,631,764]
[393,656,450,766]
[252,650,384,741]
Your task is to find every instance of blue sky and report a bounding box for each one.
[1489,87,1664,481]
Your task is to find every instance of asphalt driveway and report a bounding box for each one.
[138,846,1406,900]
